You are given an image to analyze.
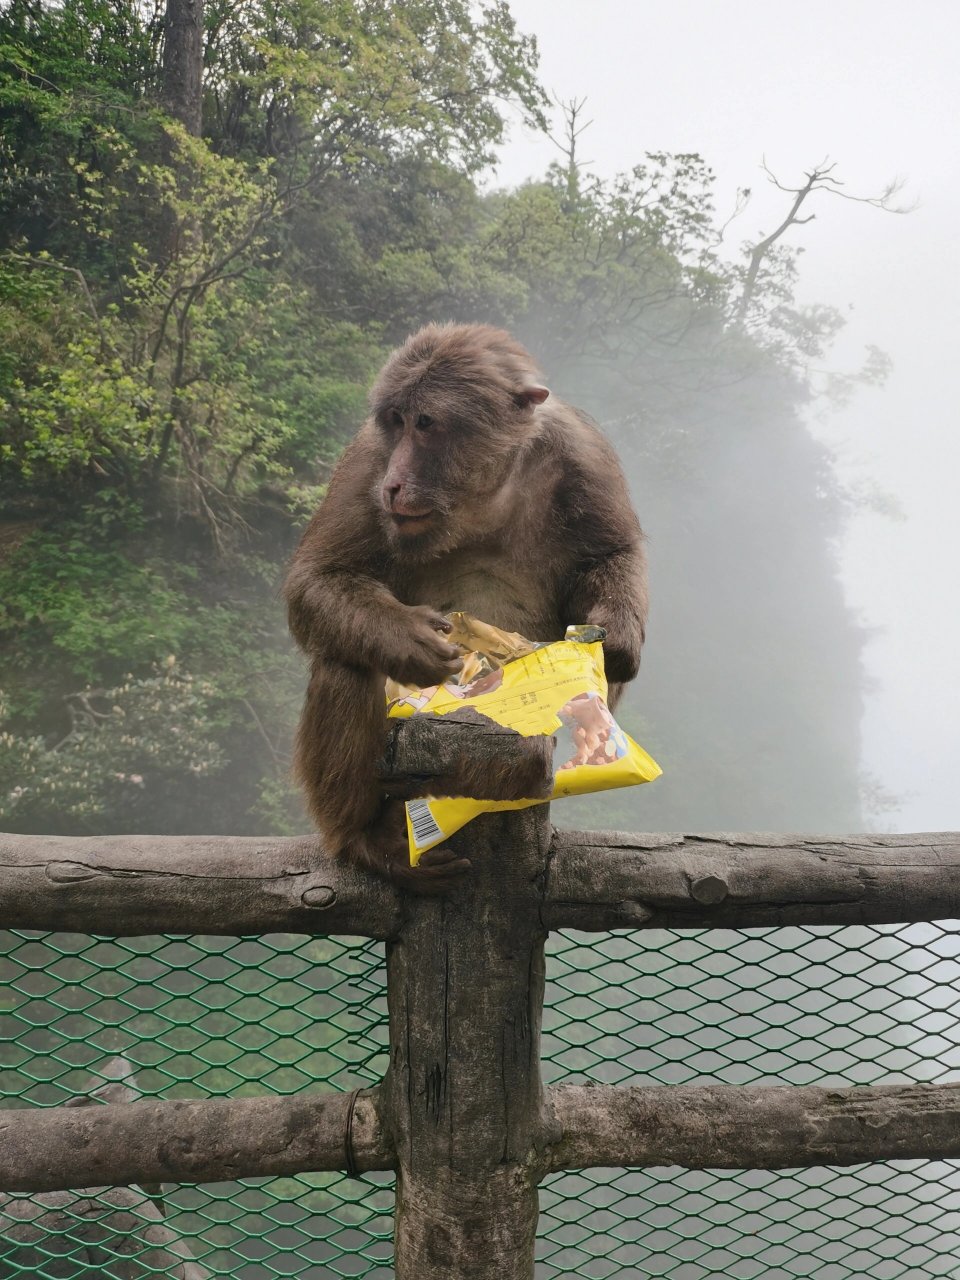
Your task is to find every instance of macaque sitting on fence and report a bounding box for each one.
[284,323,647,889]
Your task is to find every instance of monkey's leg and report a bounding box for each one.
[294,660,469,892]
[294,660,384,847]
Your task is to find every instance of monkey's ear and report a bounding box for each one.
[517,385,550,408]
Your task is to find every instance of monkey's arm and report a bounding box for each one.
[284,446,462,686]
[559,430,648,686]
[565,546,647,683]
[286,562,463,686]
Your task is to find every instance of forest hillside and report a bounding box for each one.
[0,0,878,837]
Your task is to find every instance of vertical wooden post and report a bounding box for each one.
[383,808,552,1280]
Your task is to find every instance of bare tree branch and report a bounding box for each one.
[547,95,594,206]
[735,159,913,324]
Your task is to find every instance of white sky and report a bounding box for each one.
[494,0,960,833]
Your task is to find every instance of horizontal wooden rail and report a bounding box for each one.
[0,1089,393,1192]
[545,829,960,930]
[3,830,960,937]
[0,831,400,938]
[5,1077,960,1193]
[547,1080,960,1170]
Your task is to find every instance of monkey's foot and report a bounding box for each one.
[347,801,470,895]
[389,844,471,895]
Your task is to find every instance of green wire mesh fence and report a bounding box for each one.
[2,920,959,1278]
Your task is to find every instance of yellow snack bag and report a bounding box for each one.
[386,614,662,864]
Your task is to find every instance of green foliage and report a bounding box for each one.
[0,526,205,682]
[483,160,716,371]
[0,132,340,512]
[0,0,546,526]
[204,0,547,173]
[5,324,162,477]
[0,1,159,264]
[0,507,308,833]
[0,665,225,831]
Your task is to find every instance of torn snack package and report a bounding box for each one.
[385,612,662,865]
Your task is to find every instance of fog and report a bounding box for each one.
[496,0,960,832]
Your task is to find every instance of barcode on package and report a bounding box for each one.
[407,799,444,850]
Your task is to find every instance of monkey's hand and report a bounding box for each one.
[586,611,643,685]
[380,606,465,687]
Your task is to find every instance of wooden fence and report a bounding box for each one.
[2,719,960,1277]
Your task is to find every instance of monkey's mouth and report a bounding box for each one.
[390,509,435,534]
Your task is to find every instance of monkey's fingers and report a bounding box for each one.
[418,847,471,871]
[423,645,465,681]
[434,641,464,663]
[409,604,455,635]
[415,625,463,666]
[390,847,471,895]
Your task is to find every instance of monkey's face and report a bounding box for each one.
[372,389,547,556]
[375,405,449,543]
[370,325,549,558]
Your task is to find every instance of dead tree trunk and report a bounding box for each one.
[161,0,204,136]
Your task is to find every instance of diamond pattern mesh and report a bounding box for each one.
[538,923,960,1280]
[0,932,393,1278]
[2,920,958,1277]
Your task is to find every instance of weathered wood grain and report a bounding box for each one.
[382,807,553,1280]
[545,829,960,930]
[547,1079,960,1170]
[0,1090,392,1192]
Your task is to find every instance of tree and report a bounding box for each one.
[735,159,910,327]
[161,0,204,134]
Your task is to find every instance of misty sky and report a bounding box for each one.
[494,0,960,833]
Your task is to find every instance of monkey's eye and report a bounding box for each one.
[416,414,433,430]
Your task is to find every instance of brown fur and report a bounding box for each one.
[284,324,648,889]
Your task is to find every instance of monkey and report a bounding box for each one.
[284,323,647,889]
